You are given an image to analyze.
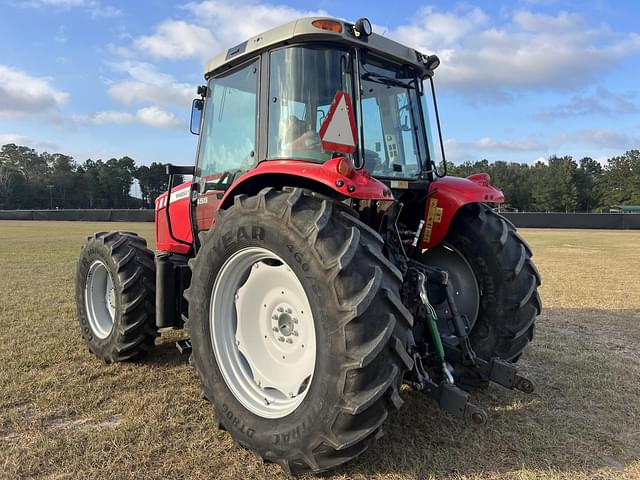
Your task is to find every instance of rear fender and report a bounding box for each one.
[219,157,391,209]
[421,174,504,249]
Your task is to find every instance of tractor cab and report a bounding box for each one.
[187,17,445,232]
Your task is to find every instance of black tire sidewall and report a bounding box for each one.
[76,239,123,355]
[444,205,536,358]
[189,212,345,455]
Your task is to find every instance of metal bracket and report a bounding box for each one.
[422,378,488,426]
[175,339,192,355]
[444,345,535,394]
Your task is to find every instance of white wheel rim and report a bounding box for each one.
[85,260,116,339]
[210,247,316,419]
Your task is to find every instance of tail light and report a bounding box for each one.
[337,157,355,178]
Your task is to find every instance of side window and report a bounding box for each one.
[197,59,259,190]
[361,97,385,173]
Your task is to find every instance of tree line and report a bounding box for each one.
[1,142,638,211]
[0,143,176,210]
[447,150,639,212]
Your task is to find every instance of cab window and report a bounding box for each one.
[196,59,259,190]
[268,46,352,163]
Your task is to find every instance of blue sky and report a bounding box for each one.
[0,0,638,166]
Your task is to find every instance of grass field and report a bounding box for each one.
[0,221,639,480]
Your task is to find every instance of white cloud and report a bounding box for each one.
[135,20,218,60]
[107,61,194,108]
[73,106,183,129]
[552,129,639,149]
[73,110,135,125]
[0,133,59,150]
[392,6,489,48]
[444,135,549,163]
[0,65,68,117]
[126,1,327,62]
[54,25,68,43]
[184,0,327,48]
[449,136,547,152]
[537,86,638,120]
[15,0,121,17]
[136,106,183,128]
[388,7,640,100]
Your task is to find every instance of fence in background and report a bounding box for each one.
[500,212,640,229]
[1,210,639,229]
[0,209,154,222]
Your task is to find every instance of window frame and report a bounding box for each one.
[357,50,432,181]
[194,55,261,191]
[263,42,357,164]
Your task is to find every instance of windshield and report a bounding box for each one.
[359,56,427,178]
[268,45,352,163]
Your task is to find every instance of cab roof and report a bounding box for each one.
[204,17,434,78]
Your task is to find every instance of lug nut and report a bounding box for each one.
[286,308,292,314]
[286,338,293,344]
[292,331,298,336]
[293,318,298,324]
[272,327,278,332]
[277,306,284,312]
[272,314,278,320]
[278,336,285,342]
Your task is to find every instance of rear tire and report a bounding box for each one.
[76,231,157,363]
[421,203,541,386]
[186,188,414,475]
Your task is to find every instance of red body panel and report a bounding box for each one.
[220,157,390,205]
[154,160,501,254]
[155,181,193,254]
[420,174,504,249]
[155,157,389,254]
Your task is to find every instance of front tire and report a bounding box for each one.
[186,188,414,475]
[76,231,157,363]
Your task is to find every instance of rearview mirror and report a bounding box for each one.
[190,98,204,135]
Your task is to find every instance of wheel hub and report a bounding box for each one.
[273,305,297,338]
[421,243,480,336]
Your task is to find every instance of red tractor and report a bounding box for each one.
[76,17,540,475]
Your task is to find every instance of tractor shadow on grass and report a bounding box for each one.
[146,337,191,368]
[334,308,640,479]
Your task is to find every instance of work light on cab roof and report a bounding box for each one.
[74,15,541,477]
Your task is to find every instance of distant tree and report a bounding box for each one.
[531,156,578,212]
[573,157,603,212]
[600,150,640,207]
[136,162,173,208]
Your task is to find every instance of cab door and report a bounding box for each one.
[193,58,260,232]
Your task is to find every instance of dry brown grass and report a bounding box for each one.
[0,221,638,480]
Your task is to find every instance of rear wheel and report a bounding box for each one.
[76,231,157,363]
[421,203,541,386]
[186,188,414,475]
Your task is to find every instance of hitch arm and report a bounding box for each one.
[443,345,535,394]
[421,377,488,426]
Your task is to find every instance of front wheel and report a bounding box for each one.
[421,203,541,386]
[186,188,414,475]
[75,232,157,363]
